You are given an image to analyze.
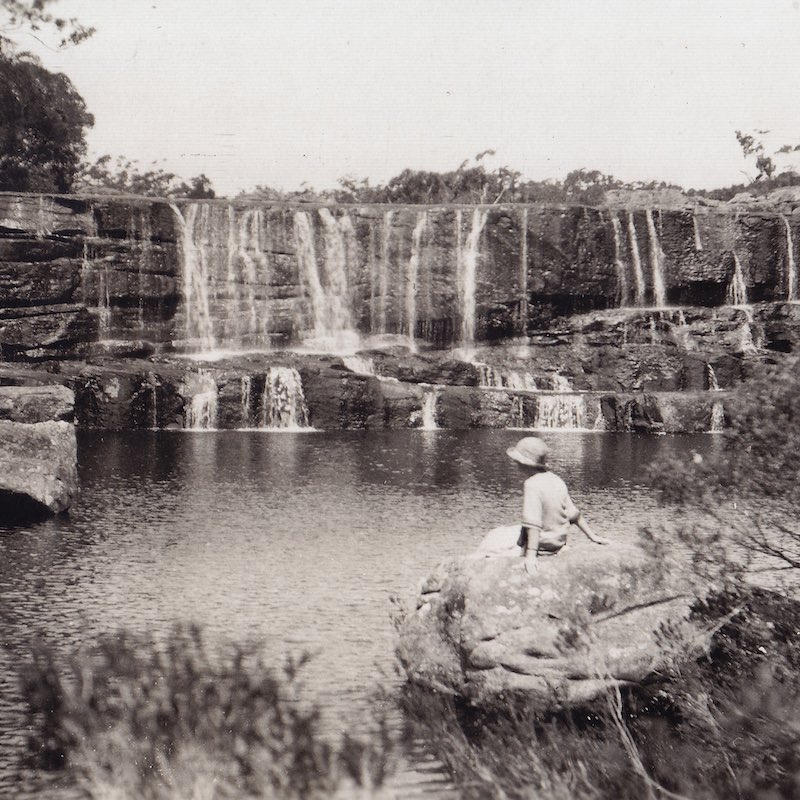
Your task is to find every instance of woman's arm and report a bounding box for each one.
[571,511,610,545]
[520,524,541,572]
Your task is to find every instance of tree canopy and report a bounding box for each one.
[0,0,94,54]
[0,52,93,192]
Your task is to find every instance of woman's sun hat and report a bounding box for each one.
[506,436,549,468]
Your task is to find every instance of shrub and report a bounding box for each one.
[19,625,393,799]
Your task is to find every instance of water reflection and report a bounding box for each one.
[0,430,718,797]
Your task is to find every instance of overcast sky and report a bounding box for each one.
[27,0,800,197]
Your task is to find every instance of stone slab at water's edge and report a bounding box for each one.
[397,527,710,708]
[0,385,78,517]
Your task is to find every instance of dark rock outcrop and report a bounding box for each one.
[397,530,706,707]
[0,382,78,518]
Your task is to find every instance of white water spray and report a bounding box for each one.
[645,209,667,308]
[261,367,311,429]
[406,211,428,340]
[184,370,218,430]
[610,213,629,307]
[626,211,646,306]
[783,215,797,302]
[458,208,489,355]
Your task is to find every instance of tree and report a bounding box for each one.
[0,52,93,192]
[0,0,94,54]
[75,155,216,199]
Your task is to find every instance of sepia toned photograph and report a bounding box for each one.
[1,1,799,797]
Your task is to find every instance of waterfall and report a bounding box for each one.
[737,305,758,353]
[294,210,359,351]
[419,387,440,430]
[533,393,587,430]
[706,364,720,391]
[709,401,725,433]
[171,203,216,352]
[645,209,667,308]
[610,214,629,307]
[318,208,358,349]
[783,215,797,302]
[626,211,646,306]
[406,211,428,340]
[377,210,393,334]
[184,370,218,430]
[261,367,311,430]
[477,363,537,390]
[458,208,489,355]
[726,252,749,307]
[342,355,375,375]
[171,203,273,353]
[592,403,609,431]
[550,374,572,392]
[693,214,704,251]
[241,375,253,427]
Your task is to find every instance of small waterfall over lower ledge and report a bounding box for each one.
[261,367,312,430]
[183,370,219,430]
[532,392,588,430]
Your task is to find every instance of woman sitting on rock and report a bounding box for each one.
[507,436,609,572]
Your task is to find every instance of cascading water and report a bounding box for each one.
[241,375,254,427]
[172,203,275,353]
[726,252,749,307]
[692,214,704,251]
[550,374,573,392]
[706,363,720,391]
[645,209,668,308]
[419,387,440,430]
[626,211,646,306]
[533,393,587,430]
[709,401,725,433]
[457,208,489,356]
[783,215,797,302]
[406,212,428,341]
[342,355,375,376]
[610,214,629,307]
[184,370,218,430]
[171,203,216,352]
[376,210,393,334]
[261,367,311,430]
[476,363,537,390]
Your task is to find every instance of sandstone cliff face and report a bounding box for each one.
[1,193,798,357]
[0,192,796,433]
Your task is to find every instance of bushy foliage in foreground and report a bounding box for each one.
[402,588,800,800]
[20,625,392,799]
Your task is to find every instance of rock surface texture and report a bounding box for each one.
[397,530,705,707]
[1,192,799,432]
[0,386,78,515]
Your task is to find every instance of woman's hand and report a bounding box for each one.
[589,534,611,545]
[523,554,539,573]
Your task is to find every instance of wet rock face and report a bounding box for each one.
[1,194,799,357]
[397,532,703,707]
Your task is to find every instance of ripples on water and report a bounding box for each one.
[0,430,719,797]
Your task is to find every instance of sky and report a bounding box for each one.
[24,0,800,197]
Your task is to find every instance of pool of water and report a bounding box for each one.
[0,429,720,796]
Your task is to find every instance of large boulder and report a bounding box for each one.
[0,419,78,515]
[0,384,74,423]
[397,527,707,708]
